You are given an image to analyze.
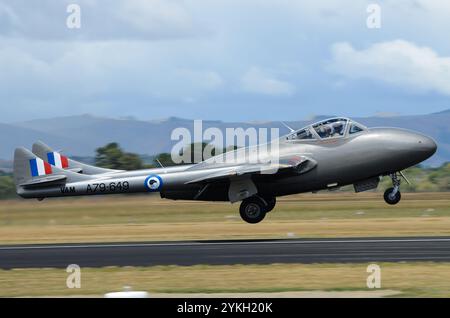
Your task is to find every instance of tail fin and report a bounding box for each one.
[32,141,122,175]
[14,147,92,190]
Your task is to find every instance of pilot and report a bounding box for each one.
[317,126,327,138]
[331,122,343,137]
[328,124,335,137]
[304,130,312,139]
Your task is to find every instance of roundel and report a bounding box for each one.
[144,175,163,191]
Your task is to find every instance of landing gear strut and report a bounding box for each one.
[239,196,276,223]
[384,173,401,205]
[262,196,276,213]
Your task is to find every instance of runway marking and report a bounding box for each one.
[1,237,450,251]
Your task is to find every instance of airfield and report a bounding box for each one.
[3,237,450,268]
[1,192,450,297]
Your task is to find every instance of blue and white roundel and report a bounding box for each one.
[144,175,163,191]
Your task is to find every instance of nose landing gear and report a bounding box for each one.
[384,173,402,205]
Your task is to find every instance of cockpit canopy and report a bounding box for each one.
[313,118,347,139]
[286,117,367,141]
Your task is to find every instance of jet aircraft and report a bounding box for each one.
[14,117,437,223]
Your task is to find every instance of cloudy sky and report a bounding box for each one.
[1,0,450,122]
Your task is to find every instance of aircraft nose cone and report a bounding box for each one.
[410,133,437,162]
[370,128,437,170]
[417,135,437,157]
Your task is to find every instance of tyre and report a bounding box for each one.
[384,187,401,205]
[239,197,267,224]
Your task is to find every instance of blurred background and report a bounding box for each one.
[0,0,449,297]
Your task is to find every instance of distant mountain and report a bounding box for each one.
[433,109,450,115]
[2,110,449,166]
[0,121,86,160]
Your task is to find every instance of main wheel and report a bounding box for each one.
[239,197,267,224]
[384,187,401,205]
[262,197,276,212]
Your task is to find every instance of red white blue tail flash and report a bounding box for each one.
[47,152,69,169]
[30,158,52,177]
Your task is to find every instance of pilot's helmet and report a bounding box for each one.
[332,121,344,133]
[326,124,334,134]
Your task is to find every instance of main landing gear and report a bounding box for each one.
[384,173,402,205]
[239,196,276,224]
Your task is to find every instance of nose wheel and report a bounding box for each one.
[384,173,402,205]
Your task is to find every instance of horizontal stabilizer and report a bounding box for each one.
[19,175,67,188]
[67,167,83,173]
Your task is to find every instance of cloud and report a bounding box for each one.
[115,0,199,40]
[176,69,224,90]
[0,37,230,124]
[1,1,450,122]
[328,40,450,95]
[0,0,200,41]
[240,67,295,96]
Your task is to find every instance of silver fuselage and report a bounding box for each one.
[17,127,437,201]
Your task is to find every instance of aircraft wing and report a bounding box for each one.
[185,155,316,184]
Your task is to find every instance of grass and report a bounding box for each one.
[1,192,450,297]
[0,192,450,244]
[2,262,450,297]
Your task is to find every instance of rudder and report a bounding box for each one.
[32,141,122,175]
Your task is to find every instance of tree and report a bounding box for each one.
[95,143,143,170]
[155,142,239,166]
[0,170,12,177]
[118,152,144,171]
[0,176,16,199]
[178,142,235,164]
[153,153,177,167]
[181,142,213,163]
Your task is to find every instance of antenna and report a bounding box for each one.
[281,121,295,133]
[155,158,168,174]
[156,159,165,168]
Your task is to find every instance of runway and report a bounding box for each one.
[1,237,450,269]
